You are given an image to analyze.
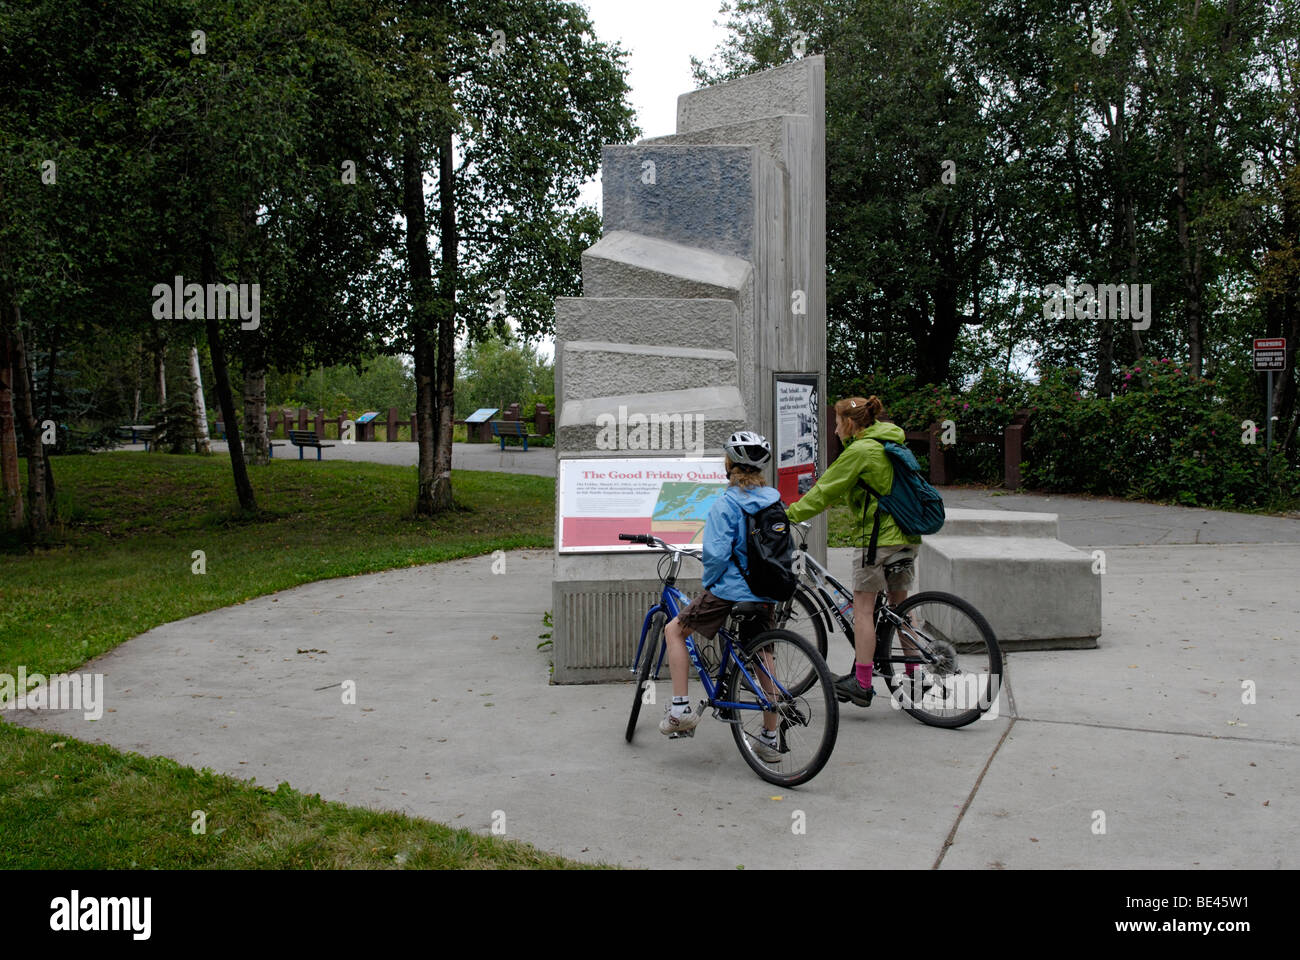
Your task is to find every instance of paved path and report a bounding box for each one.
[125,440,558,478]
[123,439,1299,546]
[11,496,1299,868]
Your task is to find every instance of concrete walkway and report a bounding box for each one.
[122,440,558,478]
[10,496,1299,868]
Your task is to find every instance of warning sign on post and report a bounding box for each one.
[1253,338,1286,371]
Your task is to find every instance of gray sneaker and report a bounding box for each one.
[659,705,703,736]
[751,730,783,762]
[835,673,875,707]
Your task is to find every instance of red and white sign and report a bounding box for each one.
[558,457,728,553]
[775,374,819,504]
[1254,338,1286,371]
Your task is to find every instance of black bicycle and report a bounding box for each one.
[775,522,1002,728]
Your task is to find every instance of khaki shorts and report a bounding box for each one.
[676,589,774,641]
[852,545,917,594]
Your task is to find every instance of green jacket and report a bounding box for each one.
[785,420,922,548]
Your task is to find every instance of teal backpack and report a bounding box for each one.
[857,439,945,563]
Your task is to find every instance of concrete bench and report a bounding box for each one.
[916,510,1101,650]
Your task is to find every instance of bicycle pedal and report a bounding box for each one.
[667,728,695,739]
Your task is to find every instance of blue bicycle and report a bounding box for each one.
[621,533,839,787]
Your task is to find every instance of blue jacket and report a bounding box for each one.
[701,484,782,602]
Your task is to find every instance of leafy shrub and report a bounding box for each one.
[838,361,1298,509]
[1022,359,1294,508]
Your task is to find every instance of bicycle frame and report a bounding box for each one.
[628,542,794,717]
[784,526,933,676]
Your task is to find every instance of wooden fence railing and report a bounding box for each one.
[825,405,1031,489]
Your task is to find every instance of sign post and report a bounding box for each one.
[1253,338,1287,479]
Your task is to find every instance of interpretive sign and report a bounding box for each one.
[557,457,728,552]
[775,373,820,503]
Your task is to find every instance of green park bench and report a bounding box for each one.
[118,424,157,451]
[490,419,535,451]
[272,429,336,460]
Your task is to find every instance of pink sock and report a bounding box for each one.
[905,662,917,677]
[855,663,873,687]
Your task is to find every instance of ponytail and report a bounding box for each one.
[835,395,884,432]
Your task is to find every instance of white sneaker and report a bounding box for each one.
[659,705,703,736]
[752,730,782,762]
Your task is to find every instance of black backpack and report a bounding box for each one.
[730,499,798,601]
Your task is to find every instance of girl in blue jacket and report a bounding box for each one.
[660,431,783,762]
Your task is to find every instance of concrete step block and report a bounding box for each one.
[939,509,1060,538]
[582,230,752,300]
[560,341,738,403]
[643,114,789,159]
[553,553,704,683]
[557,386,746,456]
[917,536,1101,650]
[555,297,738,350]
[676,56,822,133]
[600,144,758,258]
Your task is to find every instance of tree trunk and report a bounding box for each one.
[9,310,47,536]
[242,363,269,466]
[133,336,143,423]
[190,345,211,453]
[432,123,458,511]
[1095,309,1115,398]
[1173,139,1205,378]
[202,233,257,513]
[0,326,23,531]
[155,339,167,410]
[404,132,439,515]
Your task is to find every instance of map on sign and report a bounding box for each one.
[356,411,380,424]
[557,457,729,552]
[465,407,499,424]
[651,482,722,543]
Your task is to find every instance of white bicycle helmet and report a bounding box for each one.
[724,430,772,468]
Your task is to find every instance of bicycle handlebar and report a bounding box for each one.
[617,532,701,556]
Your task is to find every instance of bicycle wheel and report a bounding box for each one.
[774,584,828,665]
[725,629,838,786]
[626,612,666,742]
[877,591,1002,729]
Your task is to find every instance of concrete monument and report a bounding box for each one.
[551,56,828,683]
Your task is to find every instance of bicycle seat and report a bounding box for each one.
[730,602,772,619]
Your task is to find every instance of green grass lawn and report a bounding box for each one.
[0,724,590,869]
[1,453,552,681]
[0,453,595,869]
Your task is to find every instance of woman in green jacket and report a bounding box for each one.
[784,396,921,707]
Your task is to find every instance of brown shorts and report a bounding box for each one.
[676,589,774,641]
[852,545,917,594]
